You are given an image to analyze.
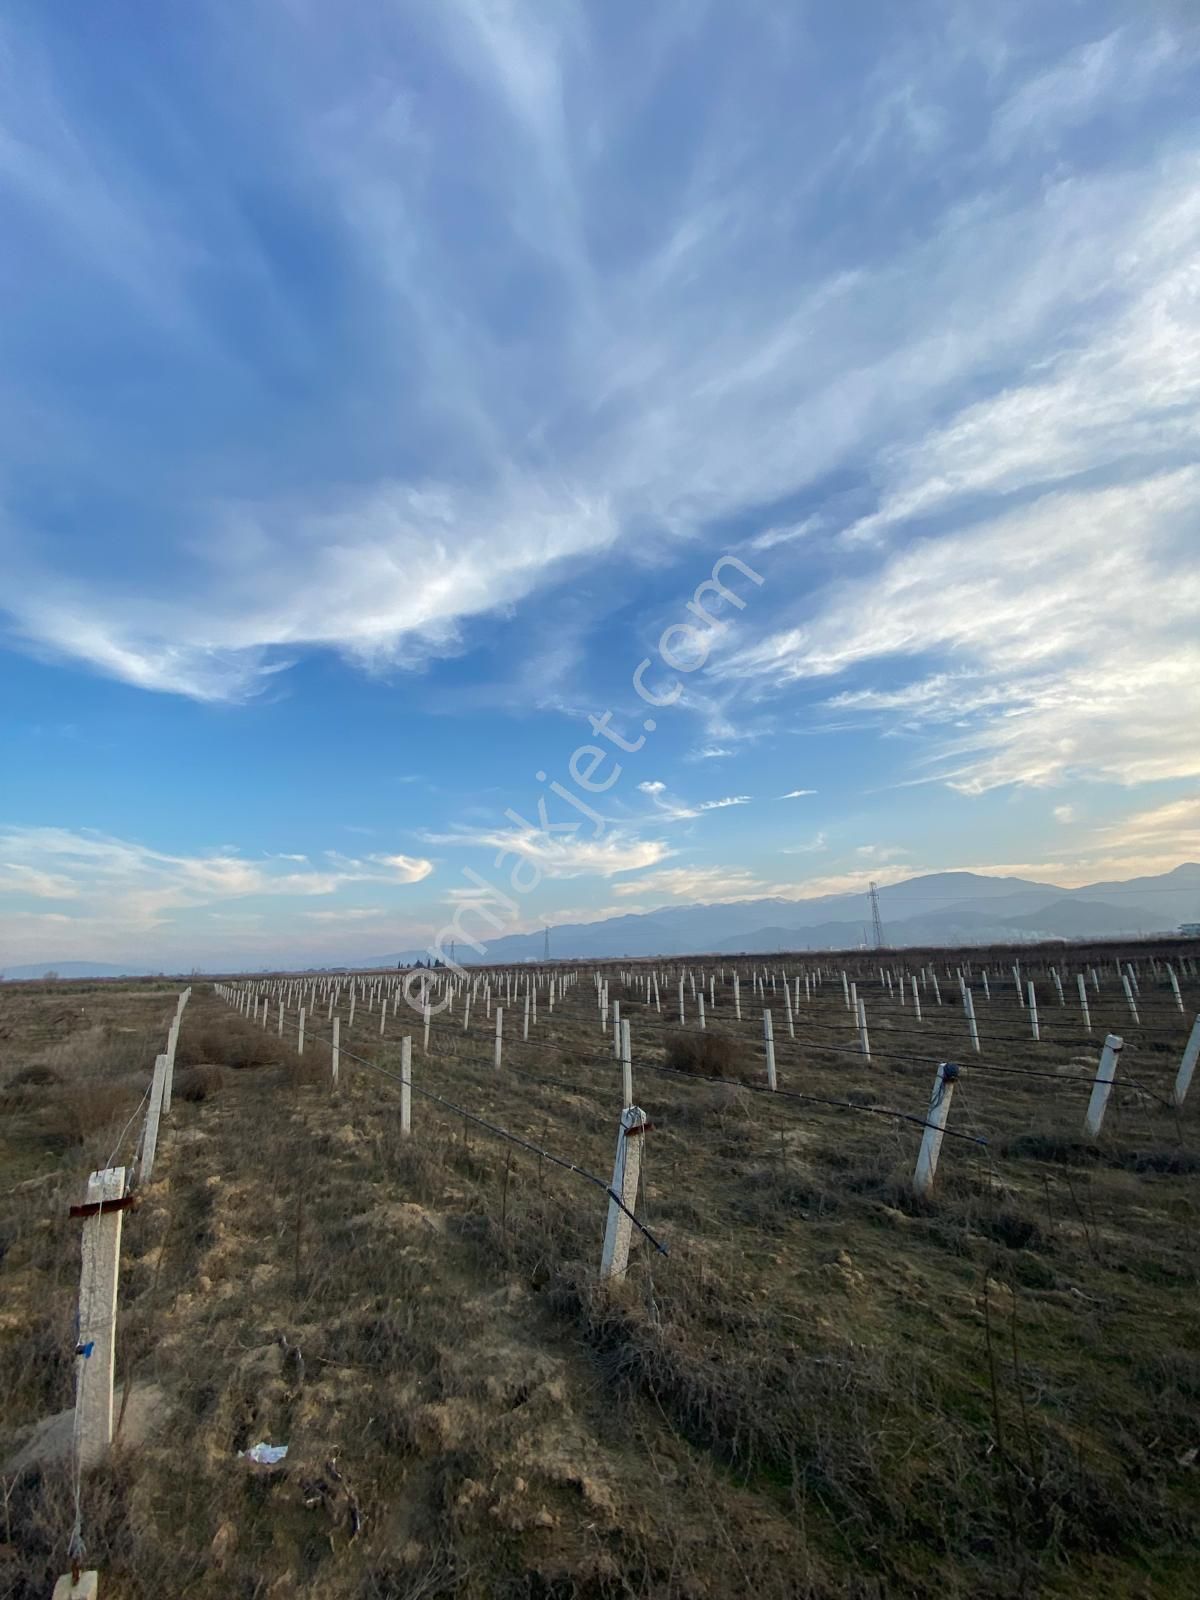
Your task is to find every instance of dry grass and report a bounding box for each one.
[2,955,1199,1598]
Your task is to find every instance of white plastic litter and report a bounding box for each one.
[240,1441,288,1465]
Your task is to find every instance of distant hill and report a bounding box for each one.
[15,865,1199,975]
[362,864,1200,964]
[0,960,149,981]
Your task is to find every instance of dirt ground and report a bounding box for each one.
[1,949,1197,1598]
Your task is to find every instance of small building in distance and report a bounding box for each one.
[1180,923,1200,937]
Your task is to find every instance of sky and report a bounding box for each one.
[2,0,1199,971]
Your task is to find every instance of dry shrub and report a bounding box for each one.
[174,1063,228,1102]
[35,1074,146,1148]
[663,1030,742,1079]
[5,1063,62,1089]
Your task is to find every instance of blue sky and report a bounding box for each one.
[2,1,1199,969]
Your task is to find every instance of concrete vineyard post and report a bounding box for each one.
[697,992,706,1029]
[621,1019,633,1108]
[162,1018,179,1117]
[1027,981,1039,1041]
[1168,967,1184,1014]
[964,988,980,1053]
[982,972,990,1002]
[298,1008,305,1056]
[612,1001,621,1060]
[278,1000,284,1036]
[332,1018,340,1088]
[734,974,741,1021]
[856,997,870,1061]
[349,991,356,1027]
[763,1009,777,1090]
[913,1064,958,1198]
[912,974,922,1023]
[1077,973,1092,1033]
[1052,969,1065,1006]
[841,971,850,1010]
[139,1054,169,1186]
[494,1007,503,1069]
[784,981,795,1038]
[73,1165,126,1470]
[380,996,388,1037]
[599,1106,648,1283]
[423,1002,431,1054]
[1084,1034,1123,1138]
[1172,1016,1200,1109]
[400,1036,412,1134]
[1122,975,1140,1026]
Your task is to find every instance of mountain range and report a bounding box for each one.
[364,864,1200,965]
[4,866,1198,979]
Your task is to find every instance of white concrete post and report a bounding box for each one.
[1171,1015,1200,1109]
[931,972,942,1006]
[856,997,870,1062]
[913,1064,958,1198]
[620,1019,633,1108]
[400,1036,412,1134]
[162,1017,179,1117]
[982,971,990,1002]
[53,1567,99,1597]
[1027,981,1039,1041]
[963,988,980,1053]
[1051,969,1064,1006]
[697,992,706,1029]
[677,977,685,1025]
[349,990,356,1027]
[841,971,850,1011]
[332,1017,340,1088]
[73,1165,126,1470]
[763,1009,777,1090]
[423,1001,431,1053]
[1168,966,1184,1014]
[277,999,284,1036]
[912,974,922,1023]
[379,995,388,1037]
[733,973,741,1021]
[783,980,794,1038]
[1084,1034,1123,1138]
[139,1053,169,1186]
[298,1008,306,1055]
[494,1007,503,1068]
[1077,973,1092,1033]
[1126,962,1140,997]
[612,1000,621,1059]
[1122,974,1140,1026]
[463,993,472,1032]
[599,1106,647,1283]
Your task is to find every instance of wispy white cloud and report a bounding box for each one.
[780,788,817,799]
[0,827,435,955]
[724,467,1200,791]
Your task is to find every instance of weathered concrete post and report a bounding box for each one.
[400,1036,412,1134]
[494,1007,503,1069]
[620,1019,633,1107]
[331,1017,340,1088]
[73,1165,126,1469]
[599,1106,648,1283]
[1084,1034,1123,1138]
[139,1054,169,1185]
[1171,1015,1200,1109]
[913,1064,958,1198]
[763,1009,777,1090]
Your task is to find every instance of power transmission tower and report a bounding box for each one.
[543,925,550,963]
[869,881,887,949]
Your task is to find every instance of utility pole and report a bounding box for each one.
[869,881,887,950]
